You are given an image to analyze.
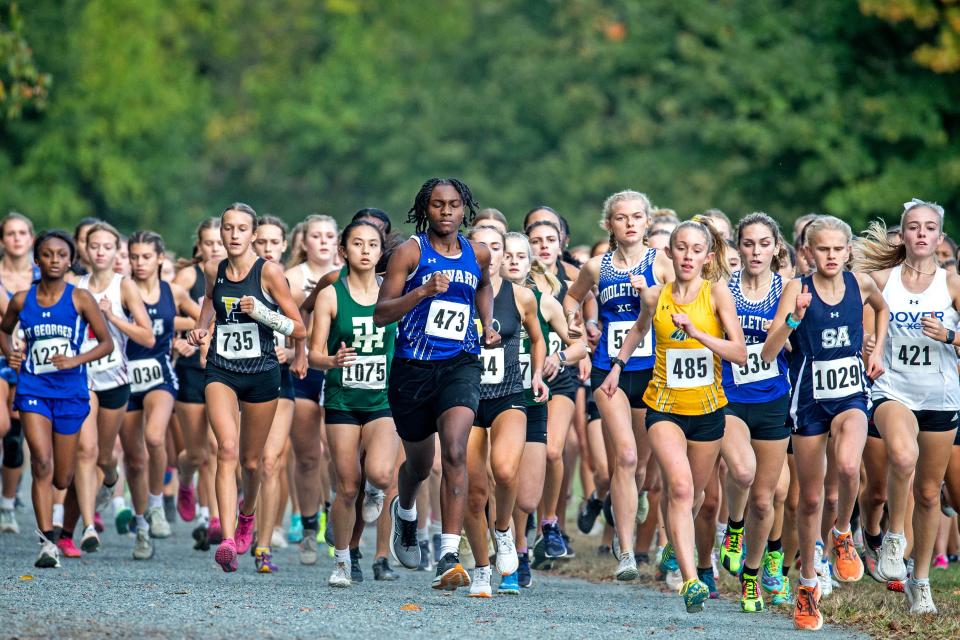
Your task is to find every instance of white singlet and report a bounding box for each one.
[872,265,960,411]
[77,272,130,391]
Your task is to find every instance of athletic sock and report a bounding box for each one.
[832,525,850,537]
[912,577,930,586]
[783,565,790,577]
[61,527,74,541]
[148,493,164,510]
[418,526,429,540]
[43,529,58,543]
[334,547,350,564]
[864,530,882,550]
[439,534,460,557]
[728,518,744,531]
[199,506,210,521]
[302,513,319,532]
[364,480,378,494]
[397,503,417,522]
[135,514,149,532]
[767,538,782,553]
[541,516,557,530]
[429,521,442,537]
[800,575,818,588]
[112,496,126,514]
[742,565,759,579]
[0,496,14,510]
[52,503,64,528]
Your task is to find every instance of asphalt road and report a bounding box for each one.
[0,507,866,640]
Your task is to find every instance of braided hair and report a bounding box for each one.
[406,178,478,234]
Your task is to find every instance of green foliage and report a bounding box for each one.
[1,0,959,254]
[0,2,50,120]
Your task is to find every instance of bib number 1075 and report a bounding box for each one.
[425,300,469,341]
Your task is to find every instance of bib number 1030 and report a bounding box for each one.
[425,300,469,341]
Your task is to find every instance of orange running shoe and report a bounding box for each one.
[793,584,823,631]
[831,529,864,582]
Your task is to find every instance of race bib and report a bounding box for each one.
[129,358,164,394]
[607,321,653,358]
[217,323,261,360]
[425,300,469,341]
[812,357,863,400]
[30,337,73,375]
[732,343,778,386]
[342,355,387,390]
[519,353,532,389]
[666,348,714,389]
[81,337,122,374]
[548,331,563,355]
[891,336,941,373]
[481,348,505,385]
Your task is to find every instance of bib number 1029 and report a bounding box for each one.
[812,357,862,400]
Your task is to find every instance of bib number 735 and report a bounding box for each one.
[217,323,261,360]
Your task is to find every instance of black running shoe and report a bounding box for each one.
[577,493,604,534]
[191,523,208,552]
[350,548,363,583]
[602,494,615,527]
[432,552,470,590]
[373,556,398,581]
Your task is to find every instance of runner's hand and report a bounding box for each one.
[419,273,449,297]
[188,328,207,347]
[333,342,357,368]
[794,284,812,320]
[483,326,501,349]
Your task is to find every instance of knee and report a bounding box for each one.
[798,491,822,516]
[467,484,488,514]
[259,452,282,480]
[402,459,432,484]
[545,443,564,465]
[52,472,74,491]
[77,440,98,464]
[217,441,239,465]
[615,447,638,471]
[187,446,208,469]
[30,455,53,480]
[867,481,887,508]
[144,431,165,451]
[336,478,360,506]
[834,458,860,484]
[728,462,756,490]
[749,492,775,520]
[888,450,918,479]
[441,442,467,470]
[667,478,694,506]
[491,460,517,487]
[240,454,259,476]
[296,452,319,474]
[914,483,940,512]
[366,467,393,491]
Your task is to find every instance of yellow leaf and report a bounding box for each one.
[19,575,33,581]
[400,603,422,611]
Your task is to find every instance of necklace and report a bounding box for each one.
[903,262,936,276]
[741,276,772,291]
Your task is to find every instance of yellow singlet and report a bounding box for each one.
[643,279,727,415]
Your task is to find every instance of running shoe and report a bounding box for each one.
[905,579,937,614]
[299,533,318,565]
[163,495,177,524]
[941,482,957,517]
[323,510,335,548]
[133,528,155,561]
[657,542,678,580]
[771,577,792,606]
[814,541,833,597]
[35,533,60,569]
[147,506,172,539]
[740,573,764,612]
[95,481,114,513]
[432,551,471,590]
[271,526,288,549]
[287,513,304,543]
[518,551,533,588]
[933,553,949,570]
[208,517,223,544]
[680,579,709,613]
[560,531,576,559]
[876,532,907,582]
[793,584,823,631]
[350,548,364,583]
[761,549,785,595]
[577,493,604,534]
[597,544,612,556]
[469,565,492,598]
[720,525,744,576]
[615,551,639,581]
[389,497,421,569]
[417,540,432,571]
[432,532,442,564]
[115,507,133,535]
[57,537,81,558]
[93,512,105,533]
[192,522,210,551]
[886,579,905,593]
[602,494,615,527]
[80,525,100,553]
[318,510,328,546]
[863,540,882,582]
[177,482,197,522]
[498,571,520,595]
[636,551,650,565]
[636,490,649,524]
[541,522,567,559]
[215,538,238,572]
[329,561,351,588]
[531,535,553,570]
[697,567,719,599]
[0,507,19,534]
[830,529,863,582]
[494,526,519,576]
[235,512,255,555]
[362,486,385,524]
[254,547,278,573]
[373,556,398,581]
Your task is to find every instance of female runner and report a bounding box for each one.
[600,217,746,613]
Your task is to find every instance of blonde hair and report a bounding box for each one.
[287,214,338,268]
[854,202,944,272]
[504,231,561,295]
[805,215,852,247]
[669,215,731,282]
[600,190,651,252]
[86,221,121,247]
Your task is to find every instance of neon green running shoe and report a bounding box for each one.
[740,573,764,612]
[680,578,709,613]
[761,549,785,594]
[719,526,744,575]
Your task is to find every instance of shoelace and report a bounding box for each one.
[764,552,780,576]
[726,529,743,552]
[743,577,759,600]
[679,579,700,596]
[889,536,904,562]
[796,589,818,617]
[837,533,856,560]
[400,519,418,547]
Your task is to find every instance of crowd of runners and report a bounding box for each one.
[1,181,960,631]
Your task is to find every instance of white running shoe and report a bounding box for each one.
[814,543,833,597]
[133,528,154,560]
[95,482,114,513]
[494,527,519,576]
[300,534,318,565]
[468,565,492,598]
[636,491,649,524]
[711,549,719,580]
[35,532,60,568]
[906,579,937,614]
[80,524,100,553]
[876,532,907,582]
[271,527,288,549]
[666,569,683,590]
[329,561,352,588]
[146,506,171,538]
[615,551,638,581]
[0,507,19,534]
[362,486,385,524]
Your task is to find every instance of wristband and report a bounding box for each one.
[249,298,294,336]
[585,319,599,327]
[946,329,956,345]
[557,350,567,364]
[610,357,626,370]
[786,313,801,330]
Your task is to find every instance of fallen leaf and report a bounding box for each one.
[400,603,422,611]
[665,625,677,632]
[300,607,312,613]
[692,626,706,631]
[19,575,33,581]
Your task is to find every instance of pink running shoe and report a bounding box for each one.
[933,554,949,570]
[93,512,105,533]
[208,517,223,544]
[177,482,197,522]
[215,538,239,572]
[57,537,82,558]
[235,512,255,555]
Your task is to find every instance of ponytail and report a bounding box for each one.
[853,220,906,273]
